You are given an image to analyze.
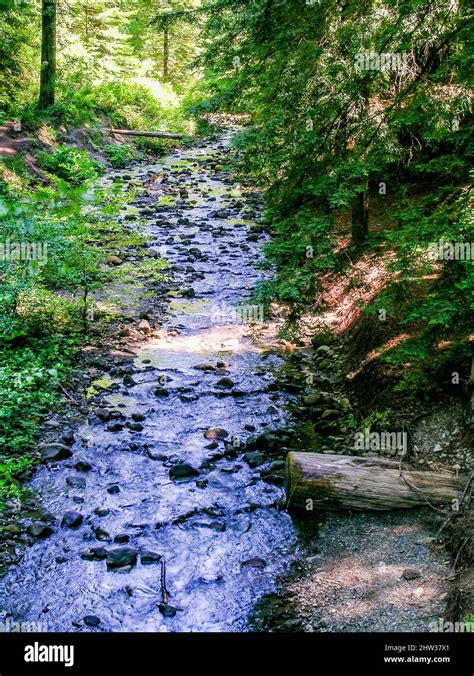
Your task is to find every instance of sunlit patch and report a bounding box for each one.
[86,375,114,398]
[347,333,413,379]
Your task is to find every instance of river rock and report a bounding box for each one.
[180,393,199,403]
[40,443,73,462]
[204,428,229,440]
[83,615,101,627]
[106,255,123,266]
[2,523,23,536]
[61,511,83,529]
[146,450,168,461]
[81,547,107,561]
[107,422,124,432]
[127,422,144,432]
[244,451,266,468]
[138,319,151,334]
[241,557,267,569]
[28,522,54,539]
[179,287,195,298]
[123,374,136,387]
[169,464,200,481]
[106,547,138,570]
[95,408,111,422]
[158,603,180,617]
[140,548,162,565]
[320,409,339,419]
[107,484,120,494]
[193,363,216,371]
[215,377,235,389]
[61,430,75,446]
[303,393,322,406]
[113,534,130,544]
[74,460,92,472]
[66,476,86,489]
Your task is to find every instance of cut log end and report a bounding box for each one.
[285,452,469,512]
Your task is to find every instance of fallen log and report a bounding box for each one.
[104,128,183,139]
[285,452,468,512]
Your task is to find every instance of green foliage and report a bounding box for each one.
[0,338,77,502]
[102,143,136,168]
[199,0,473,399]
[254,208,338,308]
[0,179,132,501]
[36,146,105,185]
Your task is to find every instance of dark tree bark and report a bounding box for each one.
[352,180,369,244]
[163,26,170,81]
[39,0,57,109]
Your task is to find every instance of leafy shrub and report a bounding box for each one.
[102,143,136,168]
[36,146,105,186]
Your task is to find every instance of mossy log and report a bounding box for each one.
[285,452,468,512]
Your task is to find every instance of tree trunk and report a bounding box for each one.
[352,183,369,244]
[104,128,183,139]
[39,0,57,109]
[85,3,90,47]
[163,27,170,81]
[285,452,468,512]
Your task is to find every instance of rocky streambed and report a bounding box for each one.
[0,131,453,633]
[0,131,310,632]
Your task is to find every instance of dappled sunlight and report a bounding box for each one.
[303,250,397,334]
[138,319,283,365]
[347,333,413,379]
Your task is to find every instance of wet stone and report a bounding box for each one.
[74,461,92,472]
[106,547,138,570]
[66,476,86,489]
[80,547,107,561]
[107,422,124,432]
[62,430,75,446]
[114,534,130,544]
[127,422,144,432]
[158,603,180,617]
[204,428,229,440]
[244,451,266,468]
[169,464,200,481]
[241,557,267,569]
[40,444,73,462]
[61,512,83,529]
[28,522,54,539]
[215,377,235,389]
[140,548,162,565]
